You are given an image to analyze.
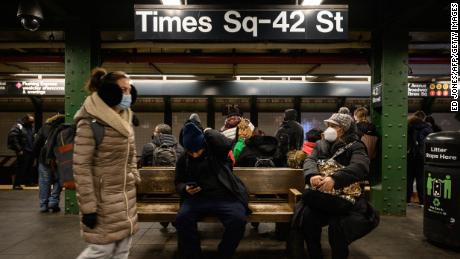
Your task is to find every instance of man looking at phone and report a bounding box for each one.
[175,122,249,259]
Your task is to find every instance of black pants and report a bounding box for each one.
[407,155,424,202]
[302,205,349,259]
[15,151,35,186]
[175,196,247,259]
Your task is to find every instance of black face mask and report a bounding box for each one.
[24,122,33,128]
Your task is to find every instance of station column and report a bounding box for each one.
[370,1,408,216]
[64,22,100,214]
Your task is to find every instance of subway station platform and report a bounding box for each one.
[0,190,458,259]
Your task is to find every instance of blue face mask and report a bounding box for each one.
[117,94,132,110]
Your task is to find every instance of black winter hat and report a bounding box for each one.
[97,83,123,107]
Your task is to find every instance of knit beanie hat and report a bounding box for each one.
[97,82,123,107]
[182,122,205,151]
[324,113,353,131]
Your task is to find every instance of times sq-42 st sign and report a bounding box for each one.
[134,5,348,40]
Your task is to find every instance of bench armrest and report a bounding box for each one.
[288,188,302,210]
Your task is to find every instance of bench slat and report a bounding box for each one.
[138,167,305,195]
[137,202,295,223]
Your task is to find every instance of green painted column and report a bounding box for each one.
[64,22,100,214]
[370,2,408,216]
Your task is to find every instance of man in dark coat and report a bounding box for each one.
[175,122,249,259]
[302,113,375,259]
[7,114,35,189]
[140,123,184,167]
[407,111,433,203]
[275,109,304,166]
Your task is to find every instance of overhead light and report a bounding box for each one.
[302,0,323,5]
[161,0,182,5]
[12,73,64,78]
[236,75,316,78]
[334,75,370,79]
[326,81,370,84]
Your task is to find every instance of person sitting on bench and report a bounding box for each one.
[175,122,250,259]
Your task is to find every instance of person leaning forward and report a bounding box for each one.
[175,122,250,259]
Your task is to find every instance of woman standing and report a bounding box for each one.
[73,68,140,259]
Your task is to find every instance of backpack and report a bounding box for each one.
[276,126,291,156]
[361,134,378,160]
[287,150,308,169]
[254,156,276,167]
[151,143,177,166]
[54,119,105,188]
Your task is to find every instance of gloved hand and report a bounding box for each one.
[82,213,98,229]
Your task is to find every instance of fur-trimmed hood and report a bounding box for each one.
[74,92,133,137]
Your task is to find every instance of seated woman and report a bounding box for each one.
[302,113,377,259]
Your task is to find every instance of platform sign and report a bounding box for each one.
[1,81,65,96]
[134,5,348,41]
[408,83,451,97]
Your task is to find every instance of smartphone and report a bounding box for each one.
[185,182,199,188]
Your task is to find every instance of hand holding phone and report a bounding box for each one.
[185,182,201,195]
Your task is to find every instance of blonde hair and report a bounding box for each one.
[354,107,369,122]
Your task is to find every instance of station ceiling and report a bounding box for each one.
[0,0,451,80]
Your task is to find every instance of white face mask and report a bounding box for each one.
[324,127,338,142]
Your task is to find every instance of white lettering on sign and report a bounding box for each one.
[316,11,343,33]
[431,147,448,153]
[135,9,347,39]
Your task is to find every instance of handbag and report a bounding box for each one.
[302,141,365,214]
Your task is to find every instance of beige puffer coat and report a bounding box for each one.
[73,92,140,245]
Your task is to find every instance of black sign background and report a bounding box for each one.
[134,6,348,41]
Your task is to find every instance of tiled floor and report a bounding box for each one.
[0,190,458,259]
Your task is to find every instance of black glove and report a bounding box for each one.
[82,213,98,229]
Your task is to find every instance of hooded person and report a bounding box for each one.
[179,113,203,146]
[299,113,378,259]
[175,122,250,259]
[73,68,140,259]
[274,109,304,166]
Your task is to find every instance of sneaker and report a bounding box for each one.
[40,207,49,213]
[12,185,23,190]
[50,207,61,213]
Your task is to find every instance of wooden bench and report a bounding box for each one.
[137,167,304,224]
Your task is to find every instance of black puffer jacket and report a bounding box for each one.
[236,136,278,167]
[140,134,184,166]
[175,129,250,214]
[303,130,369,190]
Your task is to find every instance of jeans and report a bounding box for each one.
[175,196,247,258]
[38,163,62,210]
[77,236,132,259]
